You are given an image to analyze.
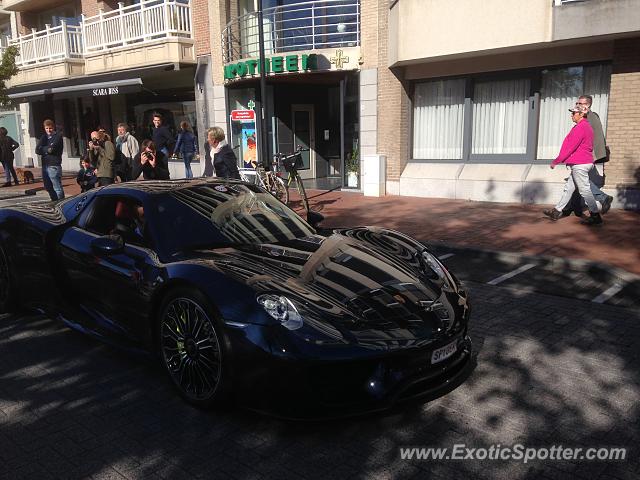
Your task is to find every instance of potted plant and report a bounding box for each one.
[346,147,359,188]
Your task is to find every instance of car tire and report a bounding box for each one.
[157,287,231,408]
[0,242,17,314]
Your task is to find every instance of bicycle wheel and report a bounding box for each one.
[272,176,289,204]
[295,173,310,212]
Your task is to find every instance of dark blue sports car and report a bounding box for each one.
[0,179,472,417]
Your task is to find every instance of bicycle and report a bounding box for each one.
[274,146,310,213]
[238,158,289,204]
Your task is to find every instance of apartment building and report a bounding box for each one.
[3,0,211,176]
[384,0,640,208]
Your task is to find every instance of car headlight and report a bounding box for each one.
[257,294,304,330]
[421,251,446,279]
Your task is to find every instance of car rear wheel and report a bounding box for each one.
[157,288,230,407]
[0,243,16,313]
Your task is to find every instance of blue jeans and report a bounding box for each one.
[42,165,64,201]
[183,152,194,178]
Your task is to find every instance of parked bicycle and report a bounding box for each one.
[238,157,289,204]
[275,146,310,213]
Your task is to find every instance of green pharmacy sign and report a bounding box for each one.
[224,54,318,80]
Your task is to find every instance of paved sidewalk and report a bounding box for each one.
[294,189,640,276]
[2,175,638,275]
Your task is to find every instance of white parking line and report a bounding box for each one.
[487,264,536,286]
[438,253,455,260]
[592,283,625,304]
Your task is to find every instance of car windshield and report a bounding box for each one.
[151,183,315,255]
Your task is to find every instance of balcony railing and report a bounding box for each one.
[223,0,360,63]
[83,0,192,52]
[6,0,192,65]
[11,22,82,66]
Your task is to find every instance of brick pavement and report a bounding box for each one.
[1,283,639,479]
[2,173,639,275]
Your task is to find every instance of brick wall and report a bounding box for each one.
[360,0,378,71]
[192,0,211,56]
[208,0,229,85]
[368,0,409,182]
[80,0,98,18]
[605,38,640,189]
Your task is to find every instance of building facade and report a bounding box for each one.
[211,0,369,189]
[3,0,211,178]
[385,0,640,209]
[3,0,639,209]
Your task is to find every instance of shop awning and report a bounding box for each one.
[8,78,143,102]
[6,63,179,103]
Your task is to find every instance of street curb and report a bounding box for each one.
[422,240,640,286]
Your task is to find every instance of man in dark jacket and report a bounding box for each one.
[35,119,65,200]
[131,140,170,180]
[151,113,174,157]
[207,127,240,180]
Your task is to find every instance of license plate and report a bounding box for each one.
[431,340,457,364]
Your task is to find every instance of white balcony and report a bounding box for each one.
[7,21,84,85]
[7,0,195,86]
[223,0,360,63]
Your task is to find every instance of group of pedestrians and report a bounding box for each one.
[543,95,614,226]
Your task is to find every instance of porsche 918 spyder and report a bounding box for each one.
[0,179,472,417]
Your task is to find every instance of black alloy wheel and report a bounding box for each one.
[158,290,229,406]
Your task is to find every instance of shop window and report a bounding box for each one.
[412,79,465,160]
[537,64,611,159]
[471,78,530,155]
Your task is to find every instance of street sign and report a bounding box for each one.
[231,110,255,121]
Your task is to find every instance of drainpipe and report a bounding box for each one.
[194,55,209,151]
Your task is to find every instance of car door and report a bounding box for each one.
[57,194,161,348]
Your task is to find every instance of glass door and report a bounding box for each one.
[291,104,315,179]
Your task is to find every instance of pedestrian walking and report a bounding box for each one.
[35,119,65,200]
[207,127,240,180]
[88,127,116,186]
[174,121,197,179]
[563,95,614,216]
[0,127,20,186]
[115,123,139,182]
[543,105,604,225]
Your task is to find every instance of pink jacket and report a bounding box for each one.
[552,119,594,166]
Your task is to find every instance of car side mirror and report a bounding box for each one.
[91,234,124,256]
[306,210,324,229]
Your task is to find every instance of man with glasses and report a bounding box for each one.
[562,95,613,216]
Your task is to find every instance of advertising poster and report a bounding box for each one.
[241,123,258,168]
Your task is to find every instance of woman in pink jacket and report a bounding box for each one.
[543,105,603,225]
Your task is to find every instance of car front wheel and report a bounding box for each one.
[157,288,230,407]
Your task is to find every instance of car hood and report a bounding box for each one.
[186,228,465,344]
